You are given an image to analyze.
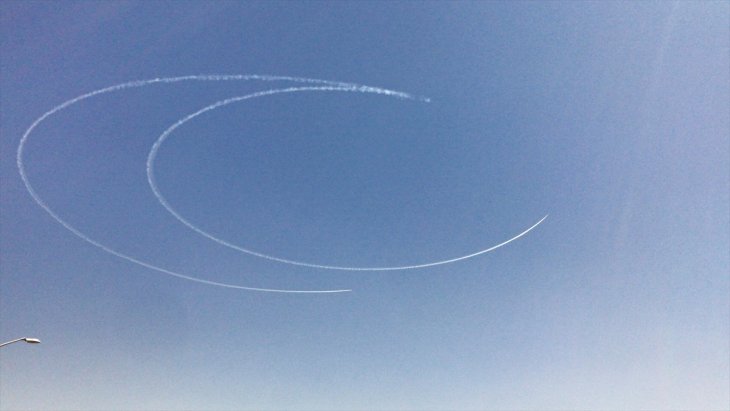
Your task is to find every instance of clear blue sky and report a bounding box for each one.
[1,1,728,410]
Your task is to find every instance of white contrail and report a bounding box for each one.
[18,74,545,292]
[16,75,400,293]
[146,85,547,270]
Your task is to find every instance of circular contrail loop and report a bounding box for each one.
[18,75,546,292]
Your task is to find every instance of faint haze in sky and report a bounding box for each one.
[1,1,728,410]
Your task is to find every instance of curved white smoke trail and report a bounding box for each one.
[18,75,546,292]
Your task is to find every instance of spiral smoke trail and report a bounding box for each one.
[18,75,546,293]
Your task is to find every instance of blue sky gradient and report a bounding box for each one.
[1,1,728,410]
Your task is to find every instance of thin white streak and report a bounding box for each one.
[17,75,402,293]
[147,85,547,271]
